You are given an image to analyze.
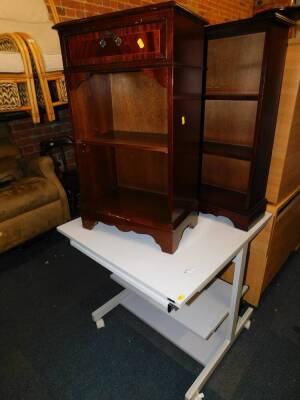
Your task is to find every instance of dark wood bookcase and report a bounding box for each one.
[199,12,294,230]
[55,1,206,253]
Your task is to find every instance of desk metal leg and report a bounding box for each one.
[185,244,253,400]
[91,245,253,398]
[226,244,249,340]
[92,289,130,328]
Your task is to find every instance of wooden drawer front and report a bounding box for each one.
[263,191,300,290]
[67,22,166,66]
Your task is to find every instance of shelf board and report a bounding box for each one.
[82,131,168,153]
[199,184,248,210]
[205,91,259,101]
[116,274,248,340]
[121,280,249,364]
[174,94,202,100]
[96,187,172,229]
[203,141,253,161]
[169,279,248,339]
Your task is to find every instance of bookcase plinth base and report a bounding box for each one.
[82,213,198,254]
[198,199,266,231]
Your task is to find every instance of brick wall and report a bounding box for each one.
[52,0,254,24]
[254,0,292,13]
[8,109,75,167]
[8,0,254,161]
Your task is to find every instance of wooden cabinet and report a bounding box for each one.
[199,13,293,230]
[67,22,166,66]
[55,1,207,253]
[266,38,300,204]
[220,187,300,306]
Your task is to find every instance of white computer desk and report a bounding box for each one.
[58,212,271,400]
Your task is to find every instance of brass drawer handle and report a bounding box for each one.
[99,31,122,48]
[99,38,106,48]
[114,36,122,46]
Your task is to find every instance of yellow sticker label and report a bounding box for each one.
[177,294,185,301]
[137,38,145,49]
[181,116,186,125]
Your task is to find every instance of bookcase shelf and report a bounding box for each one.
[199,184,247,211]
[83,131,168,154]
[96,187,171,228]
[203,141,252,161]
[202,153,250,194]
[206,32,265,95]
[204,99,257,147]
[205,92,259,101]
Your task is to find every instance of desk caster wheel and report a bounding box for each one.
[194,394,204,400]
[96,318,105,329]
[245,320,251,330]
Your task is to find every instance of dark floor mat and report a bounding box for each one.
[0,229,299,400]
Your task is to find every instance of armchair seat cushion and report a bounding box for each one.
[0,176,59,222]
[0,52,24,73]
[43,53,63,72]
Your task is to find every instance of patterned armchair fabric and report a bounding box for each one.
[0,32,39,122]
[0,0,67,123]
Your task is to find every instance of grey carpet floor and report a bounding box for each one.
[0,230,299,400]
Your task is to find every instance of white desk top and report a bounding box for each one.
[58,212,271,307]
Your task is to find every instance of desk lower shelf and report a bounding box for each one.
[169,279,248,340]
[115,275,248,340]
[121,288,252,366]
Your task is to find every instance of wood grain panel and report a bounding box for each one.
[204,100,258,146]
[202,154,251,193]
[267,39,300,203]
[263,190,300,290]
[69,73,113,140]
[221,188,300,306]
[220,214,272,307]
[116,148,168,194]
[111,70,168,134]
[76,143,117,211]
[206,32,265,95]
[173,99,202,201]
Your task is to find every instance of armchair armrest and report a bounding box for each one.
[17,32,46,70]
[27,156,70,221]
[17,31,58,121]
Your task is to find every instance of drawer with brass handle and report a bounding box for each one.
[67,21,166,67]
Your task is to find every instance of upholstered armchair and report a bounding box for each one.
[0,0,67,123]
[0,130,70,253]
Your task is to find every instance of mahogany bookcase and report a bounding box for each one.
[54,1,207,253]
[199,12,294,229]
